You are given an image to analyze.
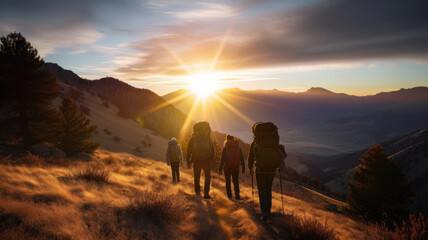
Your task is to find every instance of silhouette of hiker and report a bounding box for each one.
[166,137,183,182]
[248,122,286,221]
[219,135,245,200]
[186,121,215,199]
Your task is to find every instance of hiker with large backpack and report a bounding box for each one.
[218,135,245,200]
[248,122,287,221]
[166,138,184,182]
[186,121,215,199]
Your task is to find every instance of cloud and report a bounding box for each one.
[115,0,428,80]
[165,2,237,19]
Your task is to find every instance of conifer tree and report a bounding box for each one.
[0,32,59,144]
[348,144,412,224]
[58,97,99,155]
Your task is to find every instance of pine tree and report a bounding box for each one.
[348,144,413,224]
[0,32,59,145]
[58,97,99,155]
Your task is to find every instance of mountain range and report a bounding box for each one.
[163,87,428,157]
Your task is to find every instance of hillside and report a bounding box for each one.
[44,63,188,139]
[0,149,366,240]
[324,128,428,213]
[163,87,428,156]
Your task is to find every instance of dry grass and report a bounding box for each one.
[0,149,372,240]
[0,154,72,167]
[282,213,338,240]
[70,164,110,184]
[364,213,428,240]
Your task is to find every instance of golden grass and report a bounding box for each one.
[0,149,368,239]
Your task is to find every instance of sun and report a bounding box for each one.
[187,72,219,98]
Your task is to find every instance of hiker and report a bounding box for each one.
[219,135,245,200]
[248,122,286,221]
[186,121,215,199]
[166,138,183,182]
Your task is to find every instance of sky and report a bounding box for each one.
[1,0,428,96]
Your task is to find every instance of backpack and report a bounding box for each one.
[253,122,282,171]
[168,144,180,163]
[192,122,212,161]
[225,140,240,172]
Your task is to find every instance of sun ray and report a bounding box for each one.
[219,91,279,107]
[209,27,231,73]
[146,90,193,114]
[211,93,253,126]
[163,46,193,75]
[179,97,200,137]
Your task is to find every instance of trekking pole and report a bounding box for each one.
[251,172,254,213]
[279,170,285,215]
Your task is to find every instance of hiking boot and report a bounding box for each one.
[260,216,268,221]
[227,194,232,199]
[177,179,181,182]
[204,194,211,199]
[235,195,241,200]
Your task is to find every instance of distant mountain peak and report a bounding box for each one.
[304,87,334,95]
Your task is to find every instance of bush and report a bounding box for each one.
[113,136,120,142]
[71,165,110,183]
[282,214,338,240]
[364,213,428,240]
[123,191,184,225]
[104,128,112,135]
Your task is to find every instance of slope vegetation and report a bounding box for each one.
[0,150,365,240]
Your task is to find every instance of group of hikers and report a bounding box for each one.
[165,121,286,221]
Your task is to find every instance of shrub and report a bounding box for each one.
[282,214,338,240]
[364,213,428,240]
[123,191,184,225]
[113,136,120,142]
[104,128,112,135]
[71,165,110,183]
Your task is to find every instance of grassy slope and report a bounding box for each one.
[55,82,169,161]
[0,149,365,239]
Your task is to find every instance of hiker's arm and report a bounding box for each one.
[248,142,255,171]
[219,147,227,172]
[179,145,184,166]
[239,148,245,172]
[186,137,193,165]
[210,139,215,162]
[165,147,170,165]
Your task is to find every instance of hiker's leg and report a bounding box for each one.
[172,162,179,181]
[224,170,232,198]
[256,173,267,214]
[203,162,211,196]
[176,164,180,181]
[193,163,202,194]
[171,165,176,181]
[232,172,240,198]
[266,173,275,214]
